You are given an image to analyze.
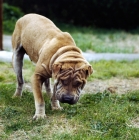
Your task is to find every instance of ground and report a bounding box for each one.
[84,77,139,94]
[24,77,139,95]
[24,77,139,130]
[85,78,139,129]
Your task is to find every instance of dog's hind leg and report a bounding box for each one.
[12,46,26,97]
[44,78,52,98]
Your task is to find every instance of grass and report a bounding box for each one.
[89,60,139,80]
[0,60,139,139]
[0,62,16,83]
[0,60,139,83]
[0,84,139,139]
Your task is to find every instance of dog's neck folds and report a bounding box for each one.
[49,45,89,71]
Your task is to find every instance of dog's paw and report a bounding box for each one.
[12,89,22,98]
[12,93,22,98]
[52,106,63,110]
[51,100,63,110]
[33,114,46,120]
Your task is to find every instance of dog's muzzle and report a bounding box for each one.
[59,94,79,105]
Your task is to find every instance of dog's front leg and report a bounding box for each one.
[31,73,46,120]
[51,84,63,110]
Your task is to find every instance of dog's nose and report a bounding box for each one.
[61,95,74,104]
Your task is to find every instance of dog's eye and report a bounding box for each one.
[61,80,69,85]
[73,81,82,87]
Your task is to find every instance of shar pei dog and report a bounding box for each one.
[12,14,93,120]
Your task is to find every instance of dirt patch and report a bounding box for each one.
[0,118,4,131]
[24,77,139,95]
[82,77,139,94]
[129,117,139,128]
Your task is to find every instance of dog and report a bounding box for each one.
[12,14,93,120]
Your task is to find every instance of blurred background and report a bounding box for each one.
[2,0,139,53]
[3,0,139,30]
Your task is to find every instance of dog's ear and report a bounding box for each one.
[86,65,93,77]
[76,63,93,78]
[52,63,62,78]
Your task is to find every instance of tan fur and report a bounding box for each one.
[12,14,93,120]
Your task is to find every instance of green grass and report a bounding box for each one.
[0,60,139,84]
[0,60,139,139]
[0,61,35,83]
[89,60,139,80]
[0,84,139,139]
[0,62,16,83]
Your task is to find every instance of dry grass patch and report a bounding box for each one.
[83,77,139,94]
[129,117,139,129]
[7,116,83,140]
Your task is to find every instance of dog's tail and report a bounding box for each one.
[12,19,22,50]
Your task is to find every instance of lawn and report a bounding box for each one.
[1,21,139,139]
[0,60,139,139]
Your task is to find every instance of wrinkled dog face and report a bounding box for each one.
[55,68,86,104]
[52,63,93,104]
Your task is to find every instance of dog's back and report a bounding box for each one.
[12,14,60,51]
[12,14,75,63]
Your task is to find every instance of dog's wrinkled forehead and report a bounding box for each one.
[52,62,93,79]
[59,66,81,80]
